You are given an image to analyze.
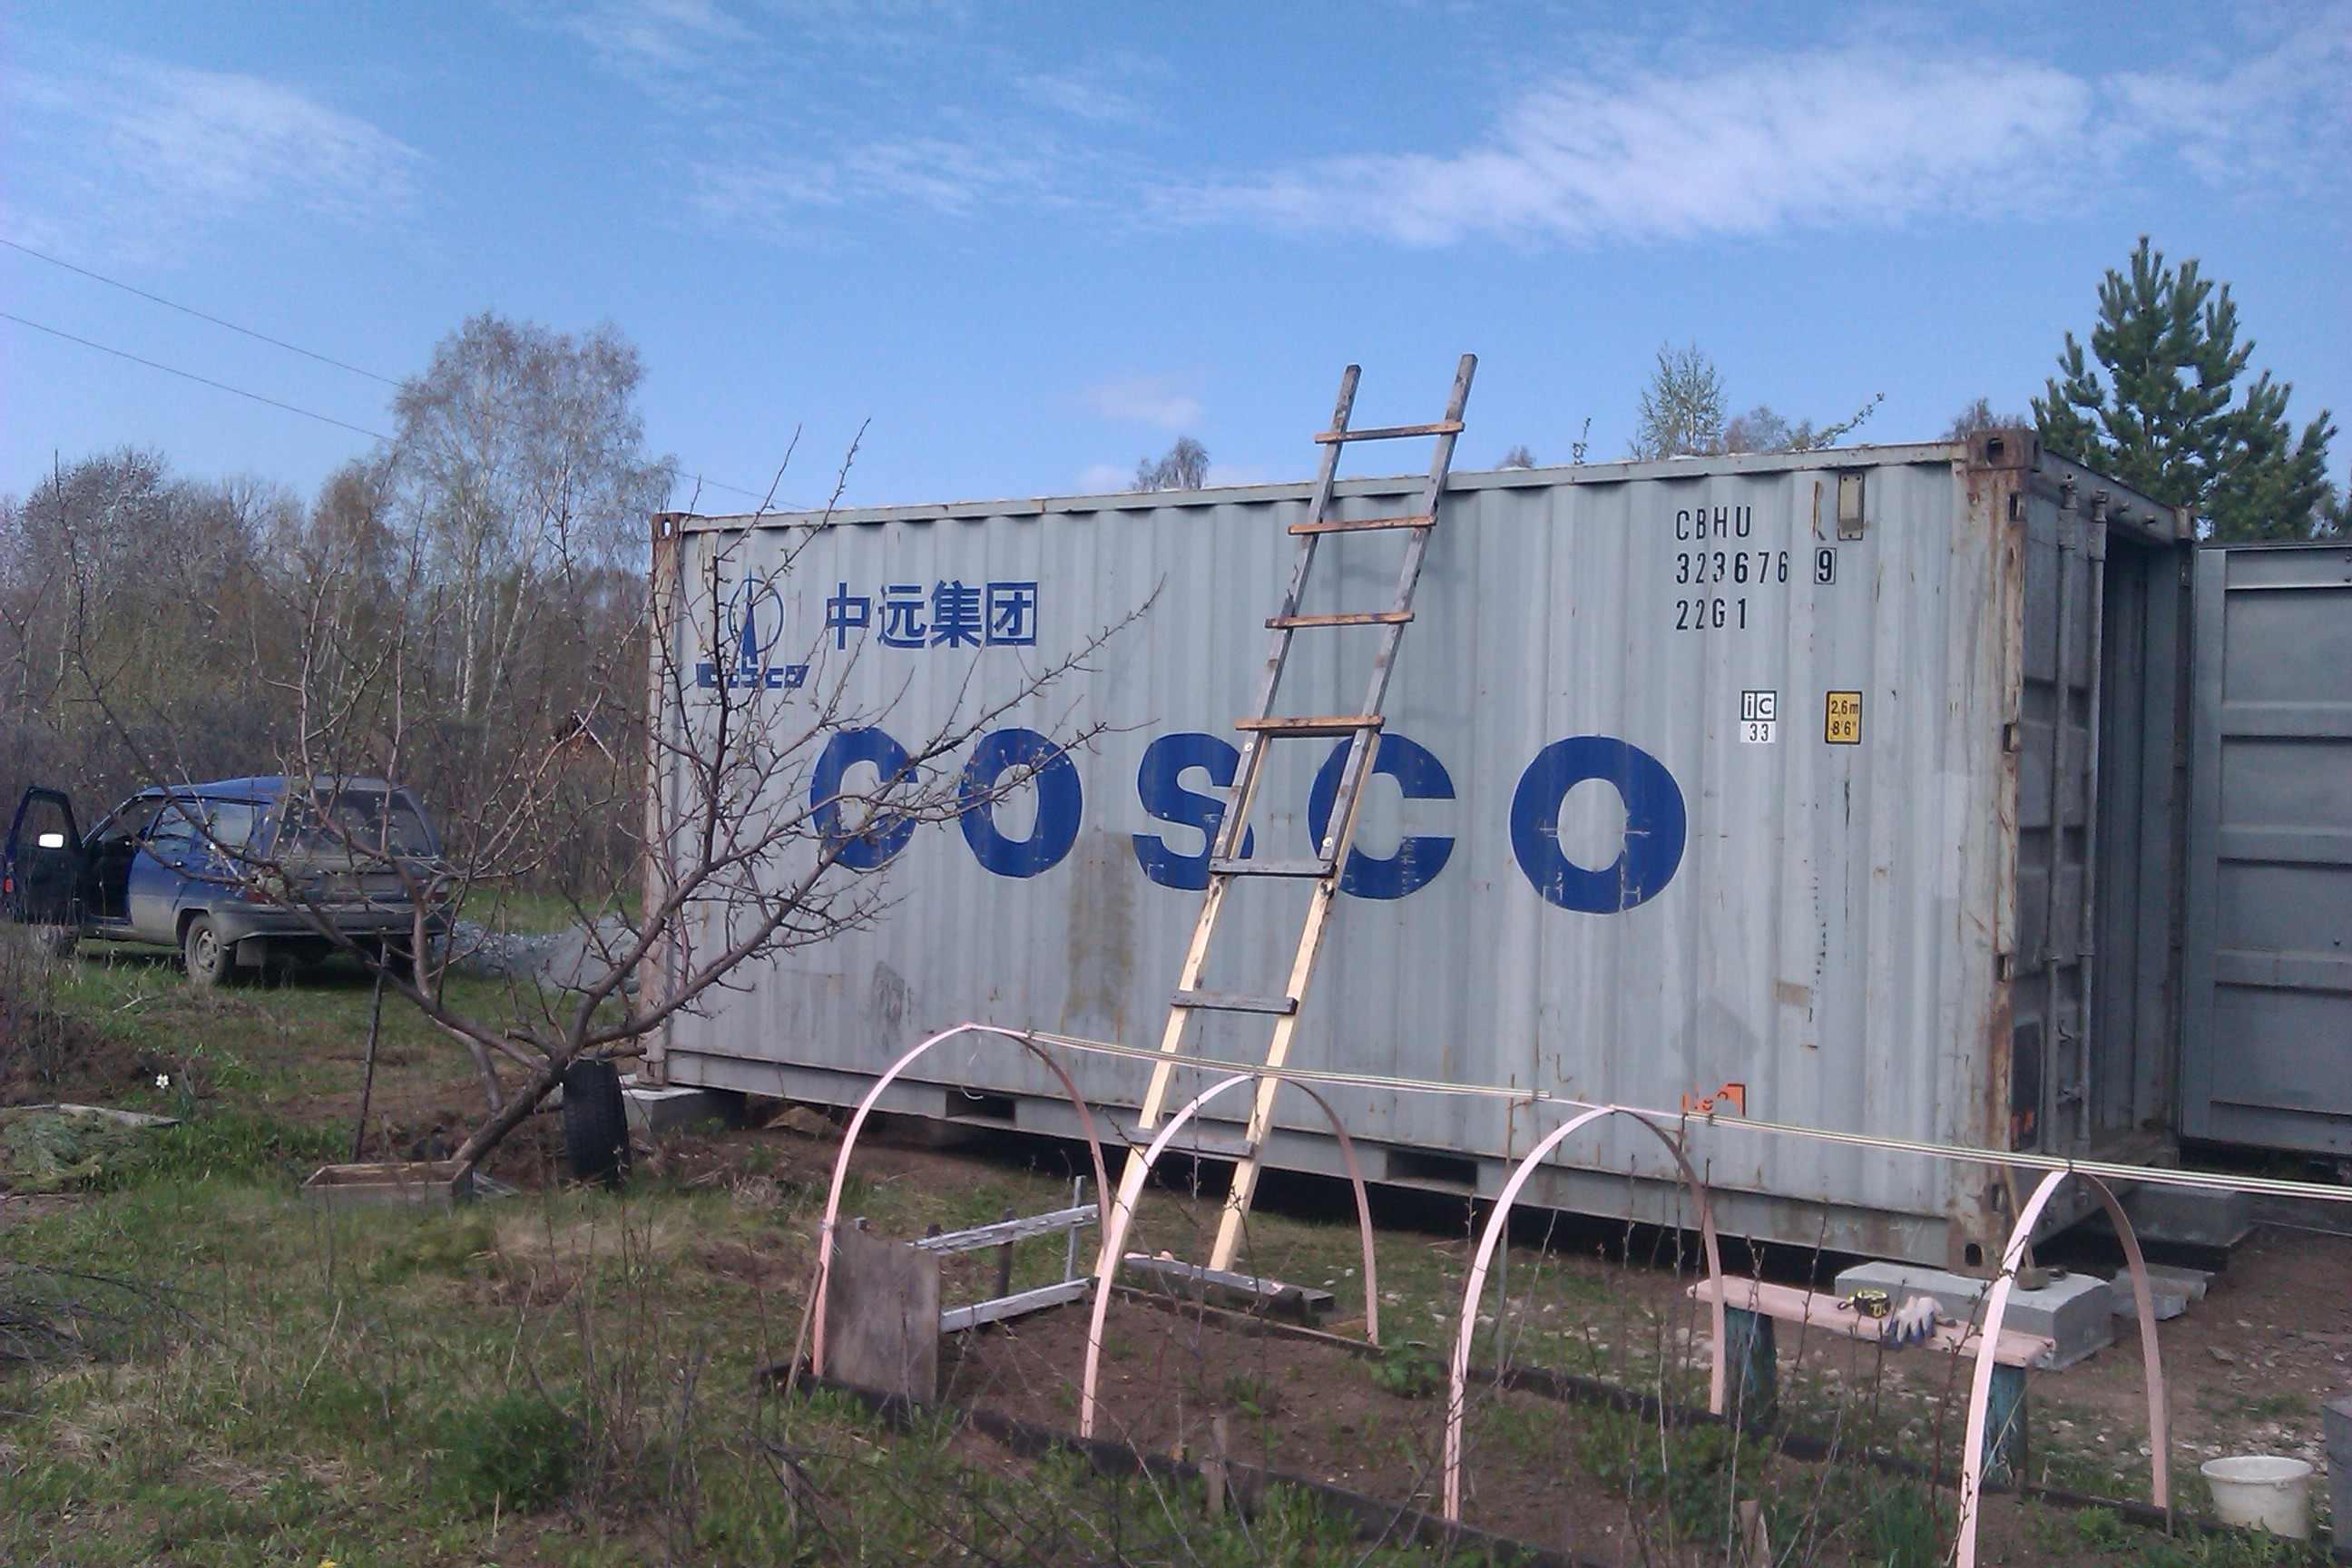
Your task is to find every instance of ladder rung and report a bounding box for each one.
[1268,610,1413,629]
[1314,420,1465,444]
[1234,714,1384,737]
[1208,857,1334,878]
[1289,513,1434,535]
[1172,989,1298,1016]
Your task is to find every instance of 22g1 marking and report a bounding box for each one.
[1677,596,1745,631]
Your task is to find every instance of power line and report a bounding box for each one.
[0,235,400,386]
[656,462,783,505]
[0,264,786,503]
[0,309,392,441]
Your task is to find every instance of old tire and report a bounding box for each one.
[182,916,230,988]
[560,1058,630,1188]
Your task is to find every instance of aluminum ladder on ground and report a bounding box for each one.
[1122,353,1476,1274]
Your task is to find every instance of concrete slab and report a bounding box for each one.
[2122,1185,2255,1250]
[2109,1263,2210,1319]
[622,1083,732,1135]
[1832,1259,2113,1369]
[2109,1284,2186,1320]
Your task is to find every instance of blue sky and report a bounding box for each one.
[3,2,2346,511]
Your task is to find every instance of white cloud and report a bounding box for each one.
[1179,24,2351,246]
[688,119,1102,236]
[1073,461,1132,493]
[1078,374,1201,430]
[540,0,752,85]
[1185,48,2093,244]
[1017,71,1150,128]
[5,55,420,258]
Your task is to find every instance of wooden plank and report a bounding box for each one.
[938,1277,1092,1334]
[913,1204,1097,1254]
[1233,714,1384,736]
[1289,514,1433,536]
[1687,1277,2053,1368]
[1267,611,1414,629]
[1122,1254,1337,1321]
[1206,858,1332,879]
[1313,420,1465,444]
[828,1223,940,1400]
[1172,989,1298,1015]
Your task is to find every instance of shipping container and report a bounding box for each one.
[643,433,2193,1268]
[2180,541,2352,1157]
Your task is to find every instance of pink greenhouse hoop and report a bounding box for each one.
[1076,1067,1385,1439]
[1442,1103,1725,1520]
[809,1023,1111,1378]
[1955,1167,2169,1568]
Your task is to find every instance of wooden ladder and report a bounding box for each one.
[1124,354,1476,1272]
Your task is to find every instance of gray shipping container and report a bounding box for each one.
[2180,542,2352,1157]
[644,433,2194,1268]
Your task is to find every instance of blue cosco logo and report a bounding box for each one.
[697,573,808,691]
[811,727,1687,914]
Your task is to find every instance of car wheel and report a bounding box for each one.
[182,915,230,988]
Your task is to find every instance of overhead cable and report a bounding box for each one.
[0,244,790,502]
[1,235,399,386]
[0,309,392,441]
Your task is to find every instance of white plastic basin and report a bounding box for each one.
[2199,1455,2313,1540]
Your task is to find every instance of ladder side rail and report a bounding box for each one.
[1138,364,1361,1136]
[1211,365,1361,862]
[1207,353,1477,1271]
[1311,354,1478,867]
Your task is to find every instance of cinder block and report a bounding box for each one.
[1832,1259,2113,1369]
[2122,1185,2254,1250]
[622,1083,731,1135]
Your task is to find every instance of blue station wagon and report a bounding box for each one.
[3,777,449,985]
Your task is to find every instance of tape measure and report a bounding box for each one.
[1842,1287,1893,1320]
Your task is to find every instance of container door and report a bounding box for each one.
[2180,543,2352,1157]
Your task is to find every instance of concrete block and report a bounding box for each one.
[2110,1284,2186,1320]
[623,1083,731,1135]
[1832,1260,2113,1369]
[2110,1263,2210,1319]
[2122,1185,2254,1250]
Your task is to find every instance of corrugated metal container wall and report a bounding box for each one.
[647,435,2189,1267]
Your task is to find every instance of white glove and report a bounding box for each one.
[1889,1296,1939,1347]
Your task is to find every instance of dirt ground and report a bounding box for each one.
[856,1125,2350,1563]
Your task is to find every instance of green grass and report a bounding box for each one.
[1,954,2308,1564]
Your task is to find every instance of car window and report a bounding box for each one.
[204,799,260,852]
[93,799,161,846]
[15,795,74,851]
[144,801,201,858]
[283,789,436,858]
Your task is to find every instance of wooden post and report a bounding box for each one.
[1723,1305,1777,1429]
[825,1221,940,1401]
[1981,1363,2028,1488]
[1205,1413,1230,1520]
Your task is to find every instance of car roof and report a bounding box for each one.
[146,776,408,800]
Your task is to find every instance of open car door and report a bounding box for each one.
[4,787,83,927]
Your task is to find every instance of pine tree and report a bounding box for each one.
[2034,238,2335,539]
